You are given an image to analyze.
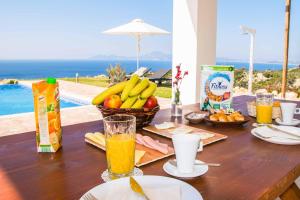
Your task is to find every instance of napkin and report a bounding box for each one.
[155,122,175,130]
[94,183,181,200]
[171,127,193,134]
[192,132,214,140]
[255,126,300,139]
[85,132,146,164]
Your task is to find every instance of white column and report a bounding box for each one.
[172,0,217,105]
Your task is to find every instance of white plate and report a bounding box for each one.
[251,126,300,145]
[163,160,208,178]
[275,118,300,126]
[270,125,300,137]
[80,175,202,200]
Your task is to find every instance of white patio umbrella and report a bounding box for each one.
[103,19,170,70]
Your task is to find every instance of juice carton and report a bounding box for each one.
[32,78,62,152]
[200,65,234,111]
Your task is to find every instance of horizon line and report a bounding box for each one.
[0,58,298,65]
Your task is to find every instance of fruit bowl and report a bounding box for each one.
[97,105,160,129]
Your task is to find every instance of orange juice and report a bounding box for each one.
[32,78,62,152]
[106,134,135,176]
[256,105,273,124]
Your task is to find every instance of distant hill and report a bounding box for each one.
[140,51,172,61]
[216,57,248,62]
[90,51,171,61]
[89,54,132,60]
[89,53,299,65]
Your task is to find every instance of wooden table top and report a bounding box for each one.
[1,95,300,200]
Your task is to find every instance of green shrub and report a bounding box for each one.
[7,79,18,84]
[106,64,126,85]
[235,68,299,97]
[234,68,248,88]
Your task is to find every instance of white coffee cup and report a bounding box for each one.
[280,103,300,123]
[172,133,202,173]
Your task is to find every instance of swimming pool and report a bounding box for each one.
[0,84,83,115]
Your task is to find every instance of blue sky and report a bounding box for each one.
[217,0,300,63]
[0,0,299,63]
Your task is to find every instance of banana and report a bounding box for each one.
[120,95,138,108]
[131,98,147,109]
[121,74,140,101]
[129,78,149,97]
[140,81,157,99]
[92,81,127,105]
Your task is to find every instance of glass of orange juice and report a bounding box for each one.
[256,93,273,124]
[103,114,136,179]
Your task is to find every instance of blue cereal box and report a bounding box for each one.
[200,65,234,111]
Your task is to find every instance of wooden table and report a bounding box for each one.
[1,95,300,200]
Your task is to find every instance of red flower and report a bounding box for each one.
[175,70,181,79]
[173,63,188,89]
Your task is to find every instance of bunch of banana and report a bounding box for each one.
[92,74,158,109]
[92,81,127,105]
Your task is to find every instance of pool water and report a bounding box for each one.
[0,84,82,115]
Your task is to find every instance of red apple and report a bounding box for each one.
[104,95,122,109]
[144,96,158,109]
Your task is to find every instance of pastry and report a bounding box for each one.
[226,115,235,122]
[218,115,228,122]
[209,114,218,121]
[208,110,245,122]
[234,115,245,121]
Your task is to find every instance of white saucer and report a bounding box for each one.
[101,167,143,182]
[163,160,208,178]
[275,118,300,126]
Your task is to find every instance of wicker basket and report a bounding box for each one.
[97,105,160,129]
[247,101,281,119]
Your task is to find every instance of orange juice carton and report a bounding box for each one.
[200,65,234,111]
[32,78,62,152]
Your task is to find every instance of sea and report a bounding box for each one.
[0,60,296,79]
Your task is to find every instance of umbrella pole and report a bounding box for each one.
[248,34,255,95]
[136,35,141,71]
[282,0,291,98]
